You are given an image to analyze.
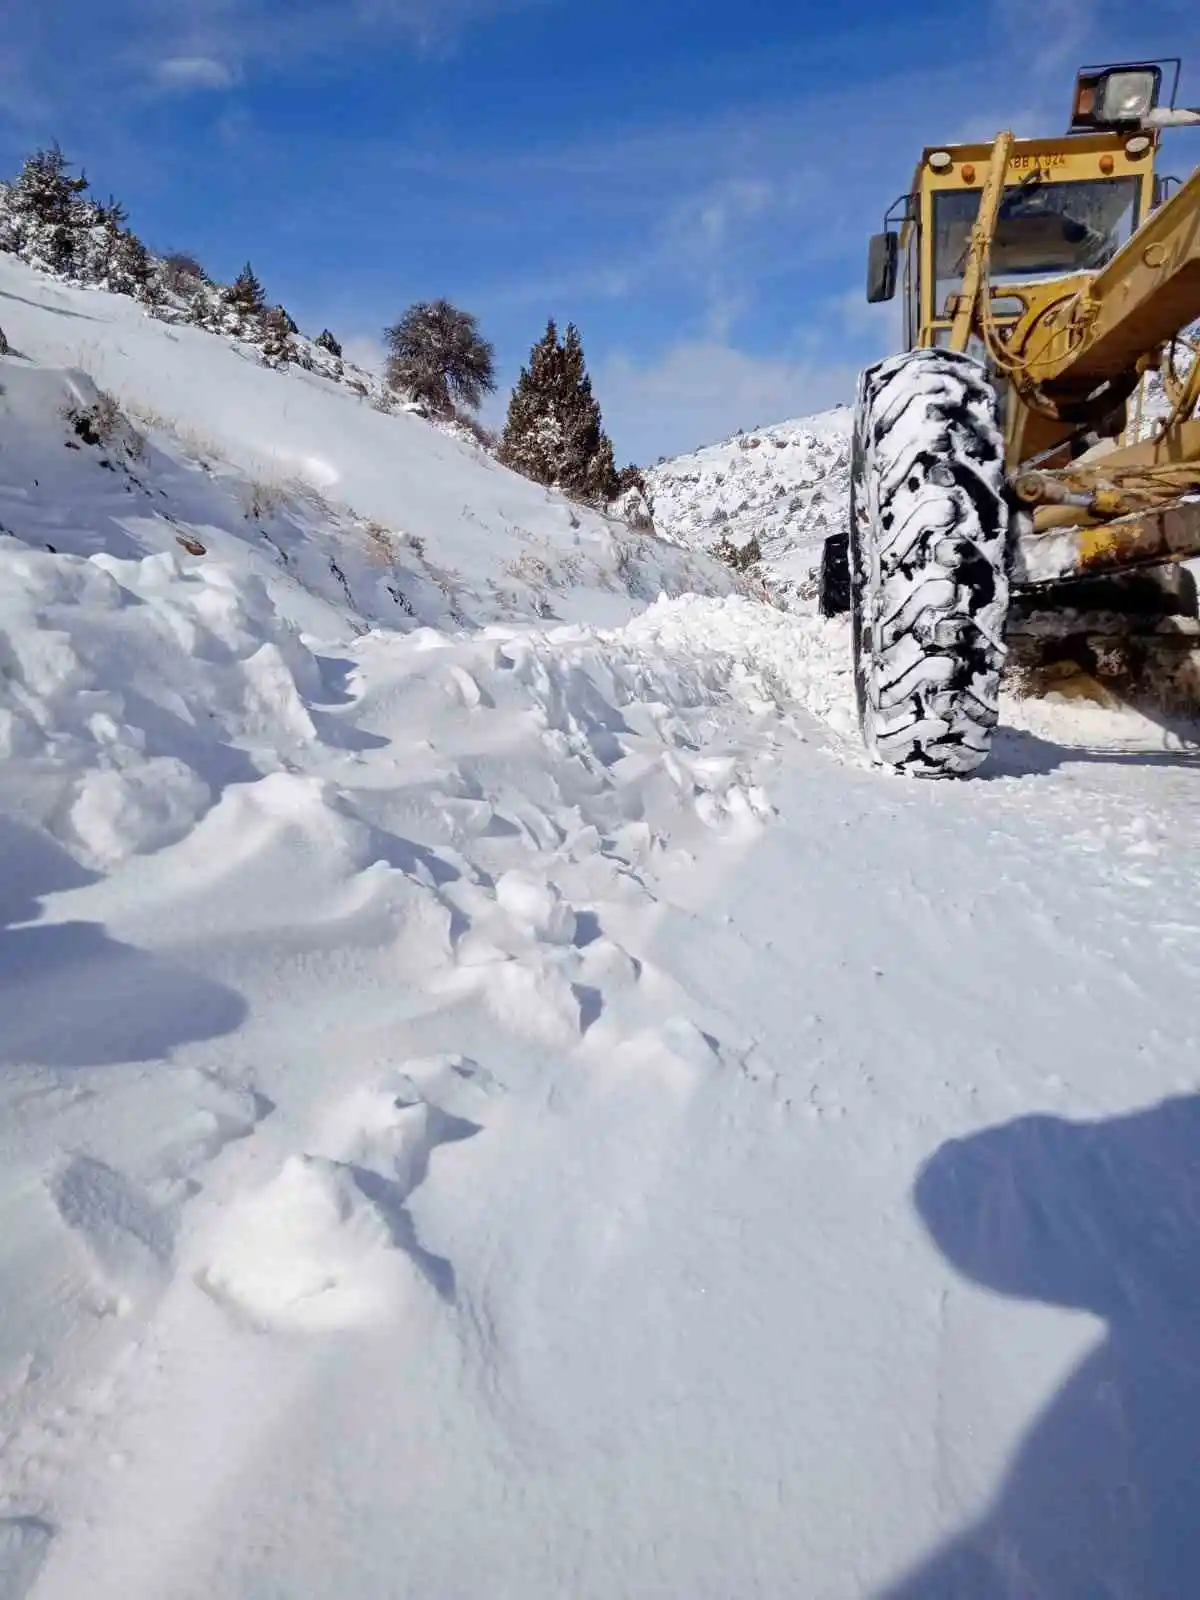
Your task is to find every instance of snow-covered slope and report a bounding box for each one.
[4,251,1200,1600]
[0,255,741,635]
[647,407,853,604]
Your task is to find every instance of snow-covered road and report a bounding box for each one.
[3,251,1200,1598]
[5,588,1199,1598]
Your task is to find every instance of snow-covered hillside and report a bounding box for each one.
[647,407,853,604]
[3,250,1200,1600]
[0,256,741,637]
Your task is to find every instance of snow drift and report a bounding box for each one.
[2,247,1200,1600]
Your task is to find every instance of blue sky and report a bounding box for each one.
[1,0,1196,460]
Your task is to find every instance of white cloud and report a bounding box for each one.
[598,341,860,464]
[657,176,784,339]
[155,55,237,90]
[989,0,1099,76]
[826,284,902,352]
[143,0,551,75]
[340,334,387,375]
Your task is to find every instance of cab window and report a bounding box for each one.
[933,176,1140,316]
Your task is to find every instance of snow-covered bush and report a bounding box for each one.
[710,532,763,574]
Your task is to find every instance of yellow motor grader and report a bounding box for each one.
[819,59,1200,776]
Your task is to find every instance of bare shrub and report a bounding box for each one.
[241,480,283,521]
[160,251,207,295]
[363,521,397,566]
[710,532,763,574]
[61,387,144,458]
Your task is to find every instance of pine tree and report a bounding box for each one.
[92,195,128,230]
[384,300,496,415]
[108,228,154,298]
[499,320,620,503]
[315,328,343,359]
[225,261,266,321]
[11,145,90,273]
[14,145,88,228]
[497,319,564,483]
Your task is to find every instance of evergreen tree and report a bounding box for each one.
[11,145,90,272]
[14,145,88,228]
[384,299,496,415]
[108,228,154,298]
[497,318,565,483]
[225,261,266,321]
[186,289,214,329]
[315,328,343,359]
[499,320,620,503]
[91,194,128,230]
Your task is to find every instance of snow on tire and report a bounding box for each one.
[850,347,1009,778]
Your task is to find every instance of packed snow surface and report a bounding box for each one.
[3,253,1200,1598]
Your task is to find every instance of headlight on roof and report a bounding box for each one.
[1070,62,1163,130]
[1098,70,1158,124]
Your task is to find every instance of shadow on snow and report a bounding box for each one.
[0,817,246,1068]
[885,1095,1200,1597]
[988,725,1200,778]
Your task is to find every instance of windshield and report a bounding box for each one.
[933,176,1139,317]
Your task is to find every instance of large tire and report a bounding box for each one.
[818,532,851,617]
[850,348,1009,778]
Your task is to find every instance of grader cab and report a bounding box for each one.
[820,59,1200,776]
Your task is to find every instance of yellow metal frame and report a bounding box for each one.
[886,112,1200,595]
[907,130,1158,351]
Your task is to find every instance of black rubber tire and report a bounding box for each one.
[850,348,1009,778]
[818,532,851,617]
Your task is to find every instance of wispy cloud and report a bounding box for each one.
[155,55,238,92]
[0,0,551,137]
[989,0,1099,78]
[341,333,387,375]
[598,340,861,464]
[136,0,552,77]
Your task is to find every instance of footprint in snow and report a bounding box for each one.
[0,1516,55,1600]
[47,1155,174,1314]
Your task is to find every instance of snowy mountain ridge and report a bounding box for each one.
[647,406,853,605]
